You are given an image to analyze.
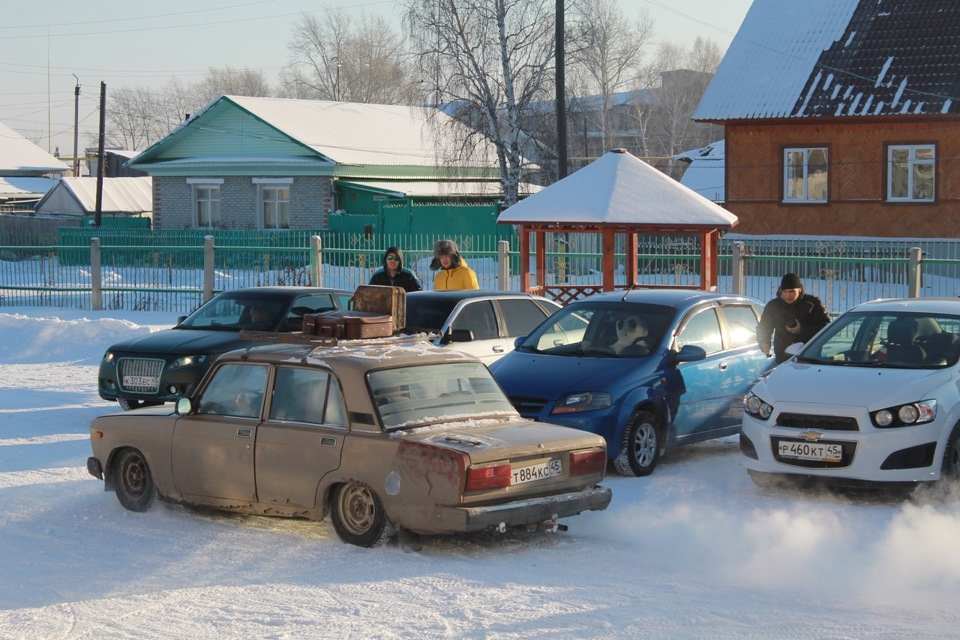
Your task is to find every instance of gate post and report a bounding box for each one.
[498,240,510,291]
[203,235,215,302]
[310,235,323,287]
[90,237,102,311]
[908,246,922,298]
[731,241,745,295]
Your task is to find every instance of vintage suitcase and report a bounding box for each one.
[302,310,394,340]
[350,284,406,330]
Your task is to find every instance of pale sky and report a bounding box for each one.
[0,0,752,158]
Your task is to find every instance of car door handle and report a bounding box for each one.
[718,361,729,371]
[237,428,253,438]
[320,436,337,447]
[493,345,505,352]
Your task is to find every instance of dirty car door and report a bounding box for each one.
[171,362,269,501]
[255,366,347,508]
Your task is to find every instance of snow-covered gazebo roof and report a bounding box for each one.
[499,148,736,230]
[497,149,737,299]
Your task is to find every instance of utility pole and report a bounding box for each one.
[95,81,106,228]
[555,0,568,180]
[72,75,80,176]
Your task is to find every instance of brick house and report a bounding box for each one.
[126,96,510,231]
[693,0,960,237]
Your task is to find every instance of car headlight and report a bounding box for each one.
[169,355,207,368]
[551,392,612,414]
[871,400,937,428]
[744,392,773,420]
[103,351,115,363]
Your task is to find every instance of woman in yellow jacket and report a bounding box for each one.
[430,239,479,290]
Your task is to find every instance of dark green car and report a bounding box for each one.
[98,286,351,410]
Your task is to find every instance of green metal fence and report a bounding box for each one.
[2,230,960,315]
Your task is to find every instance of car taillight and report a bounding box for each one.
[465,463,512,491]
[570,448,606,477]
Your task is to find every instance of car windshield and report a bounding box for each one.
[404,297,459,331]
[179,295,287,331]
[517,301,674,357]
[370,362,519,430]
[796,310,960,368]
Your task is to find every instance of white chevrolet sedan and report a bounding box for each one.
[741,298,960,488]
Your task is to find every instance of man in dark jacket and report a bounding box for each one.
[369,247,422,292]
[757,273,830,363]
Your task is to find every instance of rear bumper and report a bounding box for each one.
[426,485,612,534]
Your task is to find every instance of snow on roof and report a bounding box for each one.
[35,177,152,214]
[0,121,70,175]
[340,180,542,198]
[497,149,737,228]
[698,0,960,121]
[224,96,500,168]
[694,0,861,119]
[677,141,725,203]
[0,176,59,197]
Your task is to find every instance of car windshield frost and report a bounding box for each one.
[518,302,674,357]
[797,311,960,368]
[370,362,519,430]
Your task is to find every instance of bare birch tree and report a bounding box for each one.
[285,9,409,104]
[404,0,556,207]
[568,0,654,153]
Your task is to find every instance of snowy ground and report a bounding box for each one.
[1,307,959,639]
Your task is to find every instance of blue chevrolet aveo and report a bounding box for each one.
[489,290,774,476]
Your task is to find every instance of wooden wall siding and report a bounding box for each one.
[725,119,960,237]
[155,105,311,159]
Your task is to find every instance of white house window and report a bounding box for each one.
[888,144,935,202]
[188,179,223,228]
[783,147,828,202]
[254,179,292,229]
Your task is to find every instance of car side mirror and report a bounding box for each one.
[514,336,526,348]
[673,344,707,365]
[175,397,193,415]
[784,342,804,356]
[176,315,187,326]
[442,328,475,344]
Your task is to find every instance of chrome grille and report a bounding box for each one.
[117,358,164,392]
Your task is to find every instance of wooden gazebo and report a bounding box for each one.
[498,149,738,304]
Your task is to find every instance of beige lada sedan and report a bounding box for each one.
[87,338,611,547]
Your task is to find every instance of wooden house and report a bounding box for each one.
[693,0,960,237]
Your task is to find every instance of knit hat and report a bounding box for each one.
[780,273,802,290]
[430,239,461,270]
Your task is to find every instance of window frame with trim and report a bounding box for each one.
[254,178,292,229]
[886,143,935,202]
[782,146,828,203]
[188,178,223,228]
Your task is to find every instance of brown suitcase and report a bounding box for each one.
[351,284,406,330]
[302,310,394,339]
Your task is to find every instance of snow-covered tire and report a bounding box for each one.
[613,410,661,477]
[330,482,393,547]
[114,449,157,512]
[943,423,960,479]
[118,398,161,411]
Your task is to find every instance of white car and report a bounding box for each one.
[741,298,960,487]
[404,291,562,364]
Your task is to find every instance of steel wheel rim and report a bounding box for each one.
[633,423,657,466]
[121,455,148,497]
[338,484,376,535]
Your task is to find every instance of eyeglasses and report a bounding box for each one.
[617,318,640,331]
[385,255,399,261]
